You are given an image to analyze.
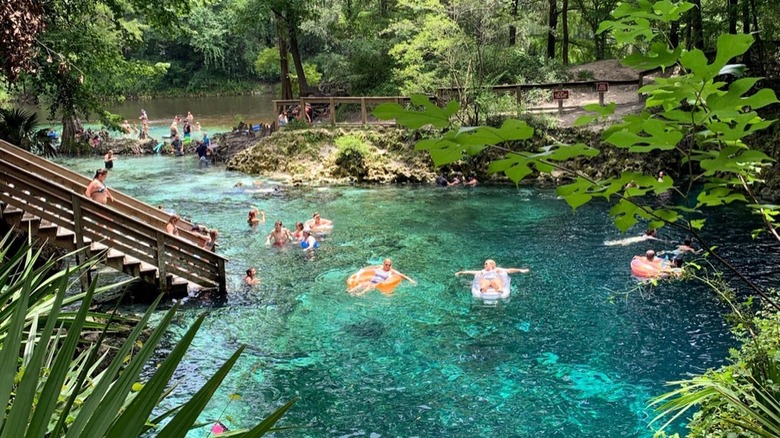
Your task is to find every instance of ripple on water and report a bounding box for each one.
[48,156,774,437]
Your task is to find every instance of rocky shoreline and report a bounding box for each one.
[86,119,780,201]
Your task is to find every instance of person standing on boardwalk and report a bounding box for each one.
[85,169,114,204]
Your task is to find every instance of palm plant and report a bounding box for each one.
[0,230,296,437]
[0,107,57,157]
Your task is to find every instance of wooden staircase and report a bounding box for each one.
[0,140,227,294]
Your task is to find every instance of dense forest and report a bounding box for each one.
[3,0,780,148]
[4,0,780,99]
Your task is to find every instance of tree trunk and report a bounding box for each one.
[690,0,704,49]
[728,0,738,34]
[547,0,557,59]
[562,0,569,65]
[742,0,749,34]
[275,15,293,100]
[60,114,82,155]
[287,24,309,96]
[670,20,679,48]
[509,0,519,46]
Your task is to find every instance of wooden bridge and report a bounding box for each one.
[0,140,227,294]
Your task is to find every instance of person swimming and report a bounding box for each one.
[604,229,659,246]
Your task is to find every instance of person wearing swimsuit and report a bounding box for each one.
[85,169,114,204]
[455,259,530,292]
[203,229,218,252]
[348,258,416,295]
[104,150,115,169]
[265,220,293,246]
[166,215,180,236]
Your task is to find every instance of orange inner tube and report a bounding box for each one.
[630,256,680,279]
[347,267,402,293]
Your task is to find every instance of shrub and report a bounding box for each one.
[333,135,373,181]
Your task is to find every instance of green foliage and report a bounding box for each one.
[282,118,310,131]
[0,230,296,436]
[333,134,374,181]
[255,48,282,82]
[0,108,56,157]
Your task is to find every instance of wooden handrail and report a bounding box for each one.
[0,140,210,245]
[0,146,226,292]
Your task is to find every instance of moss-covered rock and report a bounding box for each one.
[227,126,437,184]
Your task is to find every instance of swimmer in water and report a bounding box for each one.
[603,229,659,247]
[455,259,529,293]
[348,258,416,295]
[305,212,333,230]
[265,220,293,246]
[247,207,265,227]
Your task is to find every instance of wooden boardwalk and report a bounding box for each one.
[0,140,227,294]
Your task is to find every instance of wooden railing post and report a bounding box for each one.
[217,258,226,294]
[638,73,645,102]
[300,97,306,123]
[360,97,367,126]
[71,194,90,292]
[156,231,168,293]
[329,97,336,126]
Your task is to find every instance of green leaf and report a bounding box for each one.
[1,269,68,438]
[690,219,706,230]
[711,33,754,74]
[372,95,453,129]
[695,187,747,207]
[105,313,208,438]
[156,346,247,438]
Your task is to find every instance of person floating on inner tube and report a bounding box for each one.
[348,258,416,295]
[455,259,529,293]
[300,229,319,251]
[305,212,333,231]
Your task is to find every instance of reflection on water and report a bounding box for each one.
[53,155,780,437]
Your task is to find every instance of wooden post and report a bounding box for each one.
[515,85,522,105]
[299,97,306,122]
[217,258,226,294]
[360,97,367,126]
[156,231,167,294]
[558,84,564,116]
[599,92,605,106]
[71,194,90,292]
[638,73,645,102]
[329,97,336,126]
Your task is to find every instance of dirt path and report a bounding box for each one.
[529,59,653,128]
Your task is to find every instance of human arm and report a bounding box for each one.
[391,270,416,284]
[455,270,480,276]
[501,268,530,274]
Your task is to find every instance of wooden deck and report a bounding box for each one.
[0,140,227,294]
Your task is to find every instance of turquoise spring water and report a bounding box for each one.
[54,154,780,437]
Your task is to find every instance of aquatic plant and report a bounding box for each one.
[0,230,295,436]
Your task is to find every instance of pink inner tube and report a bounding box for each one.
[630,256,681,279]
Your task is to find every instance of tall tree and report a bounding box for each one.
[547,0,558,59]
[728,0,739,33]
[562,0,569,64]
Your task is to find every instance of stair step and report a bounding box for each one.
[38,220,57,231]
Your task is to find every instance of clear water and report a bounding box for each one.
[23,93,278,138]
[55,155,780,437]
